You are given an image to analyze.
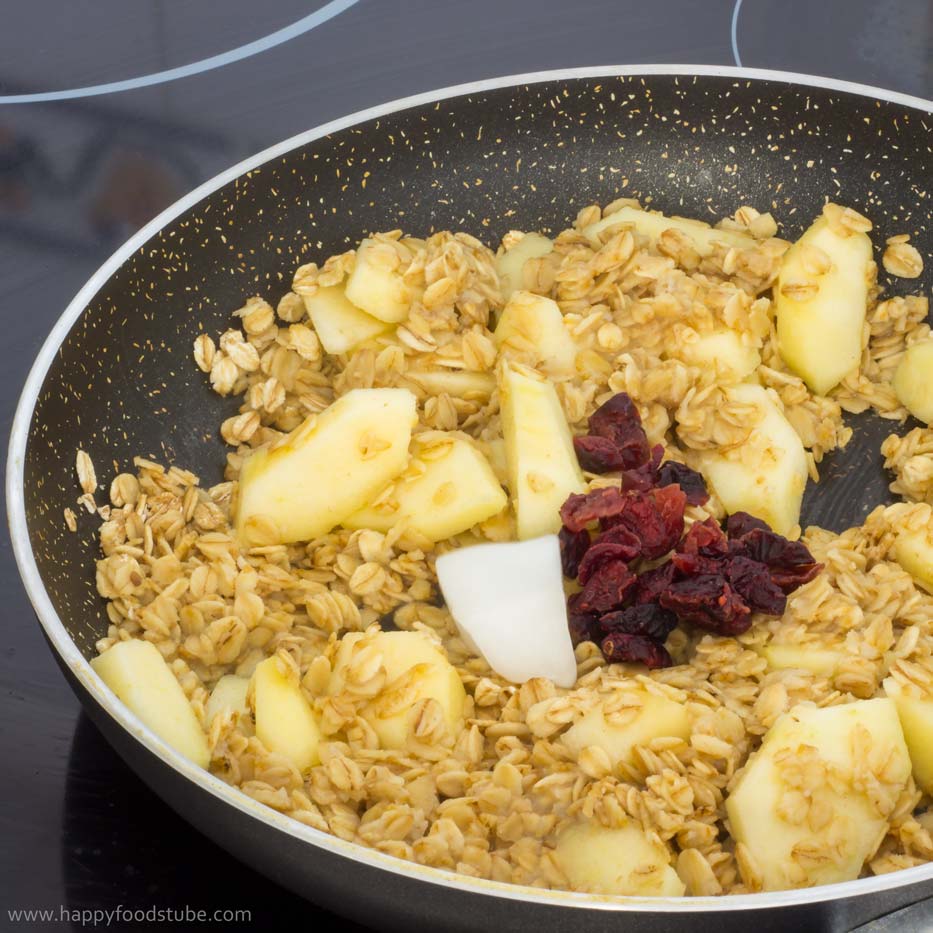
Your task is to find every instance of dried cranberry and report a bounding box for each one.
[725,511,770,539]
[599,603,678,641]
[633,561,677,604]
[601,632,673,668]
[588,393,650,469]
[573,435,627,473]
[725,556,787,615]
[729,528,822,593]
[575,561,637,614]
[560,487,627,533]
[559,526,591,578]
[621,444,664,492]
[769,562,823,593]
[678,517,728,557]
[568,608,601,647]
[671,551,724,577]
[657,461,709,506]
[647,485,688,557]
[605,485,687,560]
[595,524,641,556]
[660,574,752,635]
[589,392,641,435]
[578,542,640,585]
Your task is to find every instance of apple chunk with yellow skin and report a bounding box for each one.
[494,291,577,378]
[892,519,933,593]
[344,238,412,323]
[725,699,910,891]
[496,232,554,299]
[776,210,873,396]
[91,639,210,768]
[343,434,506,543]
[555,821,685,897]
[301,284,392,355]
[206,674,250,724]
[404,369,495,400]
[329,631,465,750]
[758,643,844,678]
[251,656,321,772]
[582,205,756,255]
[499,365,585,540]
[894,340,933,425]
[884,676,933,795]
[562,688,690,771]
[696,383,809,537]
[237,387,416,546]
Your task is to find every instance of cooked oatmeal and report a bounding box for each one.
[84,198,933,896]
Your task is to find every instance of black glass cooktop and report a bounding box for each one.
[1,2,930,930]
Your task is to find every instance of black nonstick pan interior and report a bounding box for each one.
[20,70,932,666]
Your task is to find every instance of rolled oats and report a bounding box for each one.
[87,198,933,897]
[883,241,924,279]
[75,449,97,495]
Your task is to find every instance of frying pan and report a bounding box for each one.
[7,66,933,932]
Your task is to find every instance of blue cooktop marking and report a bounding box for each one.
[0,0,359,104]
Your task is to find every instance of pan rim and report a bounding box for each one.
[7,64,933,913]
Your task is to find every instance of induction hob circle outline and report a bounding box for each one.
[0,0,358,104]
[731,0,745,66]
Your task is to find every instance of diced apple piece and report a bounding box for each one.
[555,821,685,897]
[344,238,412,323]
[436,535,577,687]
[884,677,933,794]
[893,520,933,593]
[759,643,844,677]
[696,383,808,536]
[494,291,577,377]
[670,330,760,382]
[485,437,508,485]
[91,640,209,768]
[582,205,756,256]
[301,284,392,355]
[343,434,507,542]
[251,656,321,771]
[405,369,496,399]
[496,232,554,299]
[329,631,465,750]
[237,387,416,546]
[894,340,933,425]
[726,699,911,891]
[775,211,873,396]
[562,688,690,769]
[499,366,585,540]
[206,674,250,724]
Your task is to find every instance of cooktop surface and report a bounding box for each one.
[1,1,930,930]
